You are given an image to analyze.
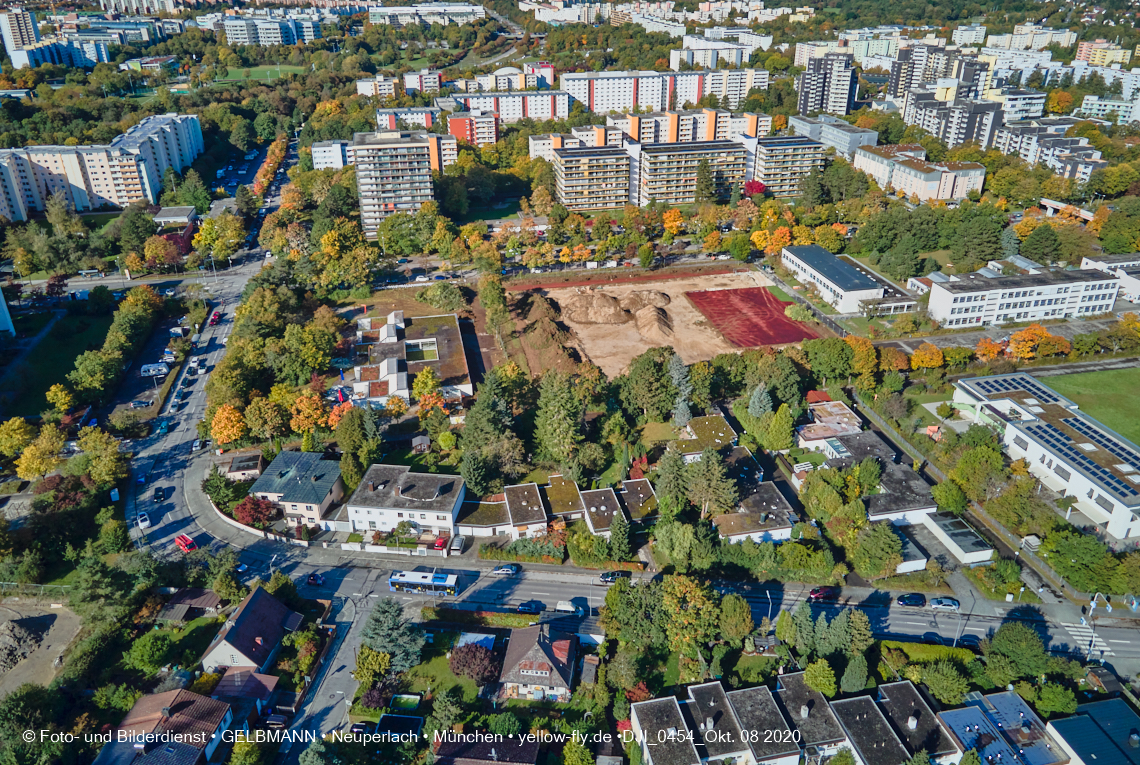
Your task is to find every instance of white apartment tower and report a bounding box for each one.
[0,7,38,59]
[797,53,857,116]
[353,131,438,239]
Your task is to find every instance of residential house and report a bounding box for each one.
[433,738,540,765]
[876,682,959,764]
[581,488,625,538]
[830,696,911,765]
[249,451,344,528]
[503,483,552,538]
[714,481,797,543]
[939,692,1066,765]
[727,686,800,765]
[225,454,265,481]
[797,400,863,450]
[630,697,702,765]
[156,588,222,624]
[200,588,302,674]
[92,690,234,765]
[676,415,738,461]
[1048,698,1140,765]
[498,624,577,702]
[774,672,849,760]
[619,478,659,522]
[211,666,279,716]
[353,312,473,406]
[345,464,466,538]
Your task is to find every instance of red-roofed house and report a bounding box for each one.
[499,624,577,702]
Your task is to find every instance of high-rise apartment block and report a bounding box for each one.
[403,69,441,94]
[668,34,749,70]
[607,109,771,145]
[796,53,857,115]
[789,115,877,157]
[353,131,456,238]
[376,107,442,130]
[985,23,1076,51]
[448,111,499,146]
[1076,40,1132,67]
[0,7,39,61]
[311,140,353,170]
[356,74,398,98]
[745,136,827,197]
[853,145,984,201]
[222,17,320,46]
[951,24,986,45]
[559,69,767,114]
[449,91,571,123]
[902,90,1003,147]
[10,37,108,69]
[553,146,632,211]
[0,113,202,222]
[630,140,748,205]
[366,4,486,26]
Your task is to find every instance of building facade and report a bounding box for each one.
[744,136,827,197]
[631,140,747,205]
[559,69,767,113]
[356,74,397,98]
[450,91,571,123]
[781,244,886,312]
[346,464,465,537]
[353,131,438,238]
[797,52,857,115]
[789,114,877,156]
[311,140,353,170]
[927,269,1119,327]
[554,146,632,211]
[448,111,499,146]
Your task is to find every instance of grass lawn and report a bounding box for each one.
[521,466,550,485]
[403,632,479,703]
[596,459,625,488]
[876,571,955,594]
[380,446,460,475]
[11,312,53,336]
[765,285,793,302]
[216,64,305,81]
[962,566,1042,603]
[81,212,121,233]
[451,198,523,226]
[640,422,676,444]
[837,316,893,336]
[156,616,223,666]
[3,314,113,416]
[661,652,680,688]
[1045,368,1140,444]
[902,390,953,405]
[919,249,956,272]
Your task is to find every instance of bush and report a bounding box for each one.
[416,282,466,312]
[448,643,500,686]
[360,688,385,709]
[879,640,975,665]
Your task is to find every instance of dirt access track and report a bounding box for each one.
[544,271,777,378]
[0,604,81,699]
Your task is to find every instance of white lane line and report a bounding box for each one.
[1108,639,1131,643]
[531,591,553,595]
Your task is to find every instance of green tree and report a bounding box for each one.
[922,661,969,704]
[950,446,1006,503]
[0,418,36,458]
[685,448,739,518]
[609,509,631,561]
[123,631,173,675]
[653,447,688,519]
[748,385,773,418]
[563,739,595,765]
[534,370,583,468]
[848,609,874,655]
[830,750,856,765]
[840,654,868,693]
[765,404,795,451]
[1021,223,1061,265]
[460,449,491,496]
[230,118,255,151]
[694,159,716,204]
[1036,683,1077,717]
[852,523,903,581]
[719,593,754,647]
[661,575,721,657]
[932,480,968,515]
[600,578,667,650]
[804,658,837,697]
[361,597,424,675]
[412,367,441,402]
[987,622,1050,679]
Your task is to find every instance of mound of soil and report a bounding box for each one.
[0,620,43,675]
[619,290,671,312]
[635,306,674,344]
[562,292,632,325]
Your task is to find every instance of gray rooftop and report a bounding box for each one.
[503,483,548,525]
[934,268,1115,294]
[250,452,341,506]
[630,698,701,765]
[581,488,623,532]
[829,431,936,516]
[1049,716,1131,765]
[774,672,847,749]
[347,464,464,514]
[876,681,957,758]
[1070,699,1140,765]
[783,244,881,292]
[939,692,1064,765]
[926,512,993,554]
[684,682,746,760]
[831,696,910,765]
[726,686,800,760]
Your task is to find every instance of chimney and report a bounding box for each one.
[705,717,714,732]
[1129,733,1139,748]
[369,481,376,492]
[800,705,810,720]
[907,716,918,731]
[161,707,172,719]
[312,475,318,482]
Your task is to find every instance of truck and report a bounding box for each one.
[190,333,201,347]
[169,327,188,338]
[140,363,169,378]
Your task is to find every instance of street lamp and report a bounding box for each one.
[1085,592,1112,660]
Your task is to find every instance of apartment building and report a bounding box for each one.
[366,4,485,26]
[789,115,877,157]
[222,17,320,46]
[10,37,108,68]
[926,269,1119,328]
[0,7,38,61]
[797,52,858,116]
[986,23,1077,51]
[0,113,202,222]
[356,74,398,98]
[607,108,771,144]
[353,131,439,238]
[852,144,927,188]
[781,244,885,312]
[743,136,827,197]
[403,69,441,94]
[954,374,1140,543]
[346,464,465,537]
[450,91,570,123]
[476,66,537,92]
[852,142,984,200]
[528,133,583,162]
[553,146,632,211]
[952,24,986,44]
[988,87,1046,123]
[559,69,767,113]
[1076,39,1131,66]
[902,90,1003,147]
[376,106,442,129]
[630,140,747,205]
[668,34,748,70]
[311,140,353,170]
[1077,94,1140,122]
[448,111,498,146]
[990,117,1105,179]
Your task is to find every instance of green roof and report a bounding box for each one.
[456,501,510,527]
[542,474,584,516]
[679,415,737,454]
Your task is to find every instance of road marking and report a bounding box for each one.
[1108,639,1131,643]
[531,591,552,595]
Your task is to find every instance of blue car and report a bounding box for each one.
[517,601,543,615]
[897,593,926,607]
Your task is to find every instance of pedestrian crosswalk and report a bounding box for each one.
[1060,622,1114,656]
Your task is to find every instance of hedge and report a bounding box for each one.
[421,607,536,629]
[478,544,562,565]
[881,640,976,665]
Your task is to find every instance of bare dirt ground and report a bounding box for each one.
[545,271,775,377]
[0,604,82,698]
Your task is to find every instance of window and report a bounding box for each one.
[1013,436,1029,450]
[369,521,376,529]
[1055,466,1071,481]
[398,513,404,518]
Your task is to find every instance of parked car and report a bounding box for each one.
[349,723,370,735]
[152,487,164,503]
[897,593,926,607]
[129,400,149,409]
[491,564,520,576]
[432,536,449,550]
[449,535,466,553]
[235,563,249,574]
[137,512,151,529]
[808,586,839,603]
[163,288,176,297]
[931,597,961,611]
[174,534,197,552]
[191,439,202,451]
[156,420,169,435]
[599,571,630,585]
[517,601,543,615]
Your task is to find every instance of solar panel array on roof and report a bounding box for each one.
[1062,418,1140,471]
[973,375,1061,404]
[1023,423,1139,500]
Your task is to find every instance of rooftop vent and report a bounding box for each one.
[908,716,918,731]
[800,705,809,720]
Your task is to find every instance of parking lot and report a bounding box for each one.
[215,147,266,197]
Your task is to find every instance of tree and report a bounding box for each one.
[922,661,968,704]
[840,654,868,693]
[534,370,583,468]
[290,392,328,434]
[448,643,499,685]
[830,750,856,765]
[45,384,73,415]
[1001,227,1020,259]
[661,575,721,656]
[765,404,794,451]
[910,342,944,370]
[950,446,1005,503]
[1036,683,1077,717]
[694,159,716,204]
[361,597,424,675]
[848,610,873,655]
[123,631,173,675]
[654,447,688,519]
[211,404,247,445]
[563,739,595,765]
[244,398,288,441]
[719,593,754,647]
[987,622,1050,679]
[852,522,903,580]
[230,117,255,151]
[412,367,441,402]
[0,418,36,458]
[234,496,277,528]
[804,658,837,697]
[609,510,631,561]
[748,385,773,418]
[1021,223,1060,265]
[685,449,738,518]
[78,427,129,487]
[785,304,815,323]
[932,481,968,515]
[15,426,63,480]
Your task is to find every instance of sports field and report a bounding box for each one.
[216,65,306,81]
[685,287,820,347]
[1045,368,1140,444]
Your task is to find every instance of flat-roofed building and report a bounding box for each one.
[451,91,571,123]
[353,131,452,237]
[311,140,353,170]
[608,109,771,144]
[376,106,442,130]
[954,373,1140,542]
[743,136,827,197]
[630,140,748,205]
[553,145,632,211]
[831,696,911,765]
[926,268,1119,327]
[781,244,885,312]
[774,672,849,760]
[939,692,1066,765]
[346,464,465,537]
[789,114,877,157]
[448,110,499,146]
[403,69,441,93]
[889,156,985,201]
[356,74,397,98]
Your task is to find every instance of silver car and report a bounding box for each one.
[930,597,960,611]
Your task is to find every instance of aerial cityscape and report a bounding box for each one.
[0,0,1140,764]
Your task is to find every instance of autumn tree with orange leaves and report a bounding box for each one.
[1007,324,1055,360]
[975,337,1005,361]
[290,391,328,434]
[662,209,685,235]
[212,404,247,445]
[910,342,945,370]
[327,401,355,430]
[879,347,910,372]
[765,227,792,255]
[845,335,878,376]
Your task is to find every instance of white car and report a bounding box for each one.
[930,598,960,611]
[491,564,520,576]
[415,275,429,282]
[192,439,202,452]
[137,512,152,530]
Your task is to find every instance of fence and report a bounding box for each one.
[852,393,1092,602]
[0,582,72,596]
[767,272,848,337]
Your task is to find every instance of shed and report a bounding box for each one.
[412,434,431,454]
